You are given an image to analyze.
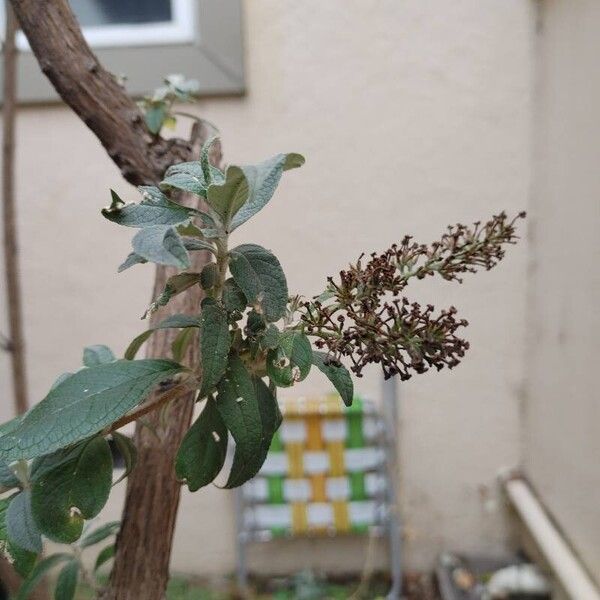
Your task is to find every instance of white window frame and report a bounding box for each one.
[11,0,197,50]
[0,0,244,102]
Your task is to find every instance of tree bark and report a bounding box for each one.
[9,1,216,598]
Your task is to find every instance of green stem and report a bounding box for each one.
[213,236,229,301]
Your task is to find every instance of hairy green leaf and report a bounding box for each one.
[199,305,231,397]
[215,357,264,488]
[94,544,115,572]
[16,553,72,600]
[161,160,223,198]
[261,324,281,350]
[79,521,120,548]
[0,461,19,489]
[267,331,312,387]
[6,491,42,553]
[200,136,221,184]
[226,377,281,488]
[229,244,288,322]
[144,272,201,318]
[231,153,305,230]
[207,166,249,226]
[312,351,354,407]
[176,398,227,491]
[83,345,115,368]
[118,251,147,272]
[125,313,201,360]
[0,496,36,577]
[102,187,194,228]
[55,560,79,600]
[132,225,190,269]
[0,359,184,461]
[222,278,247,313]
[31,437,112,543]
[182,237,217,255]
[200,263,218,290]
[144,103,167,134]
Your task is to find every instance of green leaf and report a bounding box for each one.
[102,186,195,228]
[171,327,198,363]
[111,432,137,486]
[161,160,224,199]
[6,491,42,553]
[132,225,190,269]
[94,544,115,572]
[229,244,288,322]
[144,272,202,318]
[0,496,36,577]
[31,437,113,543]
[222,278,247,313]
[200,136,221,184]
[0,461,19,489]
[182,237,217,255]
[267,331,312,387]
[79,521,120,548]
[16,553,72,600]
[230,153,304,230]
[207,166,249,227]
[55,560,79,600]
[83,345,115,367]
[215,357,264,488]
[261,324,281,350]
[176,398,227,491]
[118,252,147,272]
[200,263,218,290]
[226,377,281,488]
[0,359,184,461]
[199,305,231,397]
[144,102,167,134]
[125,313,201,360]
[312,351,354,407]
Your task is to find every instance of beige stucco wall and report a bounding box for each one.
[0,1,535,575]
[524,0,600,583]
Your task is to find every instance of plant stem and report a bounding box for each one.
[213,236,229,301]
[103,377,196,435]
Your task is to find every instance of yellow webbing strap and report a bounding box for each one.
[291,502,308,534]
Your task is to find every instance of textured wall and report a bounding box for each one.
[525,0,600,583]
[0,0,534,574]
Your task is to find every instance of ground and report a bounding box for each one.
[72,572,438,599]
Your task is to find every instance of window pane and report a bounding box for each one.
[70,0,172,27]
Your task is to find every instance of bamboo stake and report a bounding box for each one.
[2,2,28,415]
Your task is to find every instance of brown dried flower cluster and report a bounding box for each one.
[303,212,525,380]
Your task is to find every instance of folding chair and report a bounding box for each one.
[235,378,402,598]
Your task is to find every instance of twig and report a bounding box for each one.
[2,1,28,415]
[104,378,197,435]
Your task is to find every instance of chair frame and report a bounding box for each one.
[235,377,403,598]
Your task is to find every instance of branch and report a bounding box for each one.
[9,0,193,185]
[104,378,197,435]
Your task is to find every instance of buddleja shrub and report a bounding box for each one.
[0,137,524,598]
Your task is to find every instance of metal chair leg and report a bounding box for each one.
[382,376,403,599]
[235,488,250,597]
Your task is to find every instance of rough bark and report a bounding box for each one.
[10,0,193,186]
[8,1,216,598]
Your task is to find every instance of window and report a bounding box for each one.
[1,0,244,101]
